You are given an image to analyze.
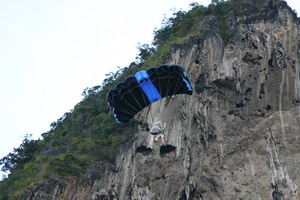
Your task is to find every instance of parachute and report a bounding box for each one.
[106,64,193,123]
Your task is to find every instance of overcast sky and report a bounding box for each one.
[0,0,299,178]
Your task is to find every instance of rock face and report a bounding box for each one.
[18,1,300,200]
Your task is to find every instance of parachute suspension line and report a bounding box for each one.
[113,113,133,121]
[122,96,142,114]
[119,94,141,114]
[111,103,136,115]
[108,96,136,116]
[138,85,153,122]
[166,74,172,98]
[158,73,163,96]
[172,72,182,97]
[158,77,163,108]
[173,73,185,96]
[150,106,154,123]
[119,85,147,114]
[128,89,145,111]
[138,86,149,111]
[147,105,154,123]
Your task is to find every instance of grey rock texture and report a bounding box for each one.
[18,1,300,200]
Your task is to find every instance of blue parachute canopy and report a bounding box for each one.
[106,64,193,123]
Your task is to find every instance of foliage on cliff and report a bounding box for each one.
[143,0,274,67]
[0,0,281,199]
[0,68,137,199]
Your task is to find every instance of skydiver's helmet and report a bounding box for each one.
[150,121,162,135]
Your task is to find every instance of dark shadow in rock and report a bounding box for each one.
[160,145,176,157]
[138,121,150,131]
[180,187,203,200]
[243,52,262,65]
[272,190,283,200]
[136,146,152,156]
[235,101,245,108]
[211,78,237,91]
[259,83,265,99]
[194,74,205,94]
[245,87,252,95]
[265,104,272,111]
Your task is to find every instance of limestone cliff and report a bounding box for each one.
[18,1,300,199]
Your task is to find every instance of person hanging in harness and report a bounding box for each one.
[150,121,166,145]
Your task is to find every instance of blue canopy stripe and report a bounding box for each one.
[135,71,162,103]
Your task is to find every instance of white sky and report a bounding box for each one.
[0,0,299,178]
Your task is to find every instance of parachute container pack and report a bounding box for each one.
[106,64,193,123]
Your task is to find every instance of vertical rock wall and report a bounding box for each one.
[18,1,300,200]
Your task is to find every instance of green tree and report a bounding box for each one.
[0,134,40,173]
[136,43,155,63]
